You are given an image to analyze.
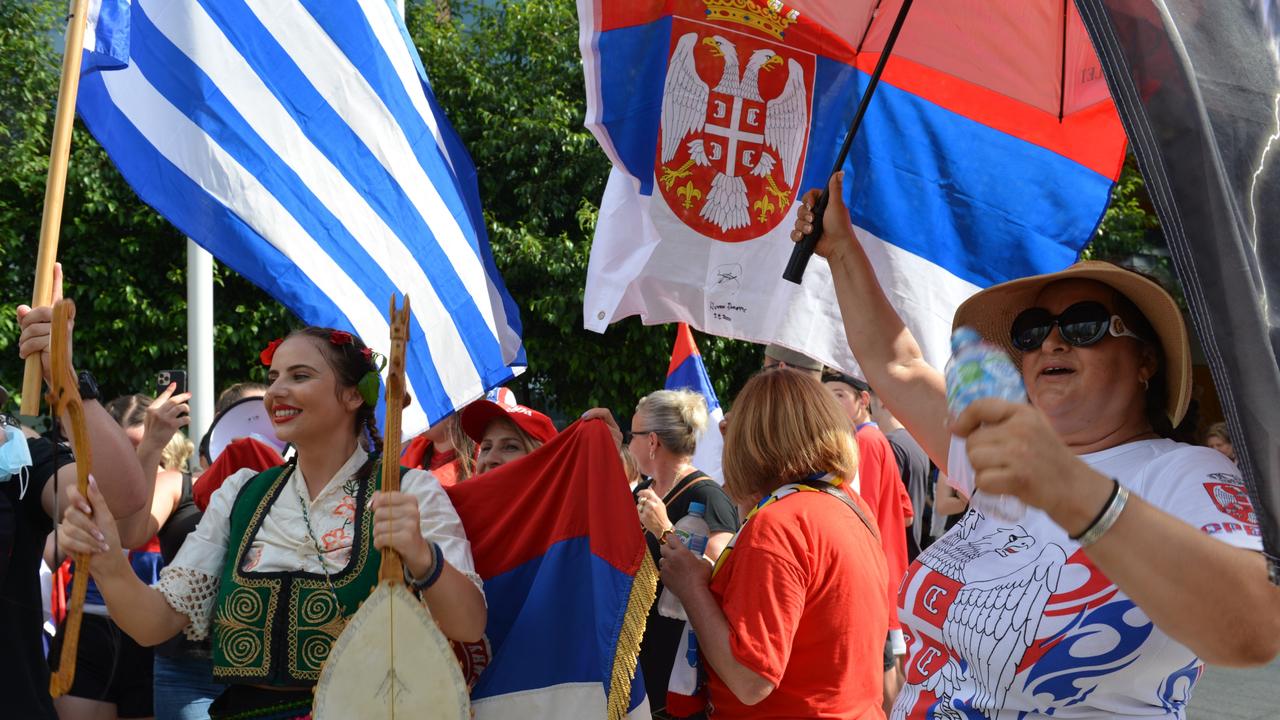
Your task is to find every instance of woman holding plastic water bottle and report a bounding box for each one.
[787,174,1280,718]
[628,389,736,718]
[658,369,889,719]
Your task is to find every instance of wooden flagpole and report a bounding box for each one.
[21,0,91,415]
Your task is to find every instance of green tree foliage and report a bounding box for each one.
[1083,156,1178,300]
[0,0,292,408]
[1085,157,1165,265]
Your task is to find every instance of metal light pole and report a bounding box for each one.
[187,239,214,461]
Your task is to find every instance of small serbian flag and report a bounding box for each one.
[447,420,655,719]
[665,323,725,484]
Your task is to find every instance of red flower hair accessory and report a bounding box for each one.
[260,338,284,367]
[329,330,354,346]
[360,347,373,362]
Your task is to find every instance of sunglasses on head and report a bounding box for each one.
[1010,301,1144,352]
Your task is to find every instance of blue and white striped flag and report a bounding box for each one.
[76,0,524,435]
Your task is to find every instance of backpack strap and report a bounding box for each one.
[799,479,880,541]
[661,470,712,508]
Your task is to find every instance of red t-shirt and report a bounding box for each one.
[855,423,913,631]
[708,490,888,719]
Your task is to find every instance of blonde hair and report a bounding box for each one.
[1205,421,1231,444]
[446,414,477,482]
[160,431,194,472]
[635,389,708,458]
[722,368,858,503]
[620,447,641,487]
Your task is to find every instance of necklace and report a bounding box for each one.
[660,467,706,506]
[291,463,341,598]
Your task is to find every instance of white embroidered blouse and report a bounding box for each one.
[153,446,482,640]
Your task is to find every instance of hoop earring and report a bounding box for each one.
[1140,376,1150,391]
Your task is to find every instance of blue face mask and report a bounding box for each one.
[0,424,32,479]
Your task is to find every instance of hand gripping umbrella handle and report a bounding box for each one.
[782,0,915,284]
[783,188,831,282]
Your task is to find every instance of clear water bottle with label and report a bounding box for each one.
[657,502,710,620]
[944,327,1028,521]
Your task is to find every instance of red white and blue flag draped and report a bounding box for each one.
[665,324,725,483]
[578,0,1128,372]
[75,0,525,436]
[446,421,655,719]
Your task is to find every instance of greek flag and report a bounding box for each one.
[77,0,524,435]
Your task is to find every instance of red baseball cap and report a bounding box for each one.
[460,399,558,445]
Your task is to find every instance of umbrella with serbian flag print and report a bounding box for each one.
[578,0,1128,375]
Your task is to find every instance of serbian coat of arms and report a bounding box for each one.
[656,0,815,242]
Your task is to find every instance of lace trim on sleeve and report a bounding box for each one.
[462,570,486,604]
[154,565,220,641]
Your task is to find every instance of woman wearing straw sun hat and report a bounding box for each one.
[789,175,1280,719]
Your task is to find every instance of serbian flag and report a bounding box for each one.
[447,420,655,719]
[665,323,724,483]
[578,0,1127,373]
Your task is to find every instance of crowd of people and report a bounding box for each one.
[2,176,1279,720]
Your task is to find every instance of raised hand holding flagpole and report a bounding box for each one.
[21,0,91,415]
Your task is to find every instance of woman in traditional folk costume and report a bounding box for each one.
[57,328,487,719]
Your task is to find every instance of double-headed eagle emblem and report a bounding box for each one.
[659,32,808,235]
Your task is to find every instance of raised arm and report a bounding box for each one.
[792,175,951,470]
[115,387,192,548]
[17,265,150,519]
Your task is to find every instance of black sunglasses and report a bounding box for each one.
[1010,301,1143,352]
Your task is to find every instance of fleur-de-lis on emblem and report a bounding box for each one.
[677,181,703,209]
[753,194,775,222]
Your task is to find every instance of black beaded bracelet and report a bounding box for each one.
[407,542,445,592]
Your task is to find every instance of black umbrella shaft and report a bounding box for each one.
[783,0,916,284]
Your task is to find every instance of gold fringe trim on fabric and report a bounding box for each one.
[607,551,659,720]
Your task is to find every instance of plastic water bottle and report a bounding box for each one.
[657,502,710,620]
[944,327,1028,521]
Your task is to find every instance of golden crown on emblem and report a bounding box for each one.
[703,0,800,40]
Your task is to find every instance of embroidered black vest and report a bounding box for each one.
[211,462,391,686]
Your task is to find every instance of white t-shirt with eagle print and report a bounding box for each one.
[893,438,1261,719]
